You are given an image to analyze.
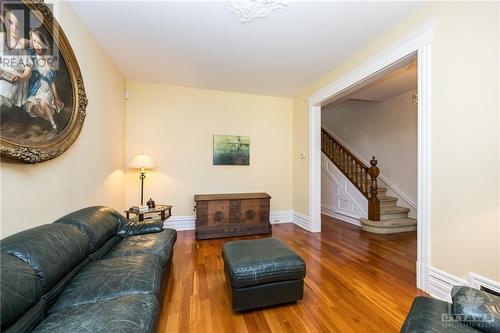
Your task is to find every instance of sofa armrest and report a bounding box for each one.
[400,296,454,333]
[117,219,164,237]
[452,286,500,333]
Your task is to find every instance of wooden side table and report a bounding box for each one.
[125,205,172,222]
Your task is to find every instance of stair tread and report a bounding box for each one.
[360,218,417,227]
[380,206,410,214]
[379,196,397,202]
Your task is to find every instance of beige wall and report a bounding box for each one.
[322,90,418,206]
[125,82,293,217]
[497,2,500,270]
[293,2,500,280]
[0,2,126,237]
[293,97,309,215]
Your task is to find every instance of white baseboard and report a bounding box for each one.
[427,267,468,302]
[468,273,500,295]
[321,204,361,227]
[270,210,294,224]
[164,215,195,231]
[292,210,310,230]
[426,266,500,302]
[164,210,294,231]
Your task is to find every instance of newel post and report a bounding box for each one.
[368,156,380,221]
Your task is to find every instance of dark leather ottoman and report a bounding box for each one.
[222,238,306,312]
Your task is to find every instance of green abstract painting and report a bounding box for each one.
[213,135,250,165]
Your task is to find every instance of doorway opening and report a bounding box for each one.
[307,21,434,291]
[321,54,418,232]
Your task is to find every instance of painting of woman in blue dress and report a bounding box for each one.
[1,0,86,163]
[0,2,73,145]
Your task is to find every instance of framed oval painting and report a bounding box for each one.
[0,0,87,163]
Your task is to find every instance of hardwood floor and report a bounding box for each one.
[157,215,425,333]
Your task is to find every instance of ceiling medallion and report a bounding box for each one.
[227,0,288,23]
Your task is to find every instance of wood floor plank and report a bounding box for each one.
[157,215,425,333]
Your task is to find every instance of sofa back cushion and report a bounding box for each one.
[54,206,126,253]
[1,224,90,294]
[0,254,43,331]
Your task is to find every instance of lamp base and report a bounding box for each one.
[139,172,146,205]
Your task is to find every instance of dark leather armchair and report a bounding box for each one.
[1,206,177,333]
[401,286,500,333]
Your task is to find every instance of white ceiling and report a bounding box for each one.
[68,1,422,97]
[349,61,417,102]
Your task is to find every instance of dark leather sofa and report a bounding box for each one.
[401,286,500,333]
[0,206,177,333]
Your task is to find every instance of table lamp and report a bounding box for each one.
[129,153,156,205]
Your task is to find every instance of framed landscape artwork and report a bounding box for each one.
[213,135,250,166]
[0,0,87,163]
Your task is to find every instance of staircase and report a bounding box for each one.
[321,128,416,234]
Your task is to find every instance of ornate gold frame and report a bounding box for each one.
[0,0,88,163]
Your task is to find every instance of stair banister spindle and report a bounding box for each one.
[361,172,368,192]
[354,160,357,179]
[352,159,356,179]
[328,136,331,157]
[354,163,358,186]
[356,164,361,188]
[348,156,351,177]
[367,156,380,221]
[359,165,363,189]
[330,138,334,158]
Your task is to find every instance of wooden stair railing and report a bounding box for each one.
[321,128,380,221]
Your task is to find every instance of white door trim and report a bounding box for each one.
[307,20,436,291]
[309,105,322,233]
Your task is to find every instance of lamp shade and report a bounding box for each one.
[129,153,156,170]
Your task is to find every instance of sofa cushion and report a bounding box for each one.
[88,236,122,261]
[104,229,177,265]
[34,294,158,333]
[49,255,163,312]
[3,301,44,333]
[401,296,479,332]
[54,206,125,253]
[222,238,306,288]
[1,224,90,293]
[117,219,164,238]
[1,254,43,330]
[452,286,500,333]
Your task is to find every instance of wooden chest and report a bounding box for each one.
[194,192,272,240]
